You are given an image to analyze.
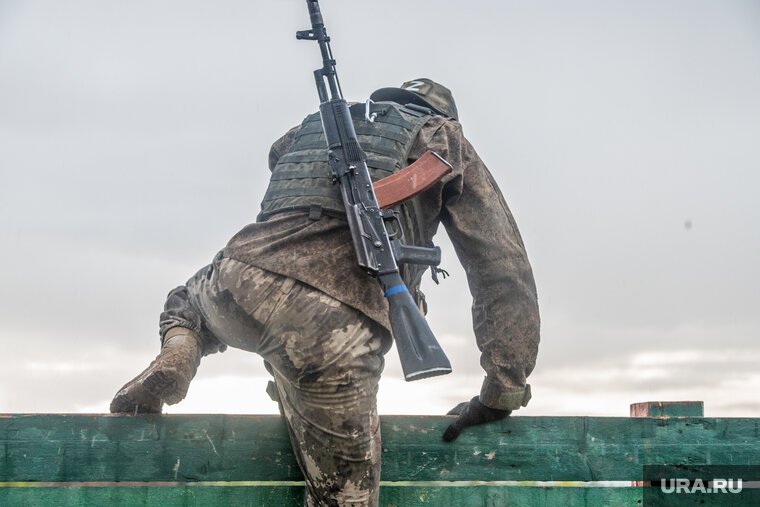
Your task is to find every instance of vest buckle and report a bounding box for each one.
[308,204,323,220]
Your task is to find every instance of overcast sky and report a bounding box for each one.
[1,0,758,418]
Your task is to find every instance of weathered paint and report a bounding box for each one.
[0,485,644,507]
[1,413,759,506]
[630,401,704,418]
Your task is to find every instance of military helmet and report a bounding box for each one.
[370,78,458,121]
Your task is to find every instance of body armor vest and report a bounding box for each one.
[258,101,436,296]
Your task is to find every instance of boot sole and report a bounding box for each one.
[110,368,189,413]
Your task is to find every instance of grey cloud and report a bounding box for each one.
[1,0,759,415]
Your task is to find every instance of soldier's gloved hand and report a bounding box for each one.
[442,396,511,442]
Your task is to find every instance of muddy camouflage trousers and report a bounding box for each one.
[160,251,389,506]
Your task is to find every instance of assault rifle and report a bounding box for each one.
[296,0,452,381]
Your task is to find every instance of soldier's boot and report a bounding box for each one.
[110,327,203,414]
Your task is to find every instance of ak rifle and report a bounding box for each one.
[296,0,452,380]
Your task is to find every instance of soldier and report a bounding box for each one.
[111,79,540,506]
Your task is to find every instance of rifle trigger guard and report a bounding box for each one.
[381,210,402,240]
[365,99,377,123]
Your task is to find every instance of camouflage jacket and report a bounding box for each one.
[224,115,540,411]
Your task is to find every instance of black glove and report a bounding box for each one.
[442,396,511,442]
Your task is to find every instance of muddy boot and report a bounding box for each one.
[110,327,203,414]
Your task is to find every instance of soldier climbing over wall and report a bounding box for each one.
[110,75,540,506]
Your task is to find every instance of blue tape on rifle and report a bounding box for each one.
[384,285,408,297]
